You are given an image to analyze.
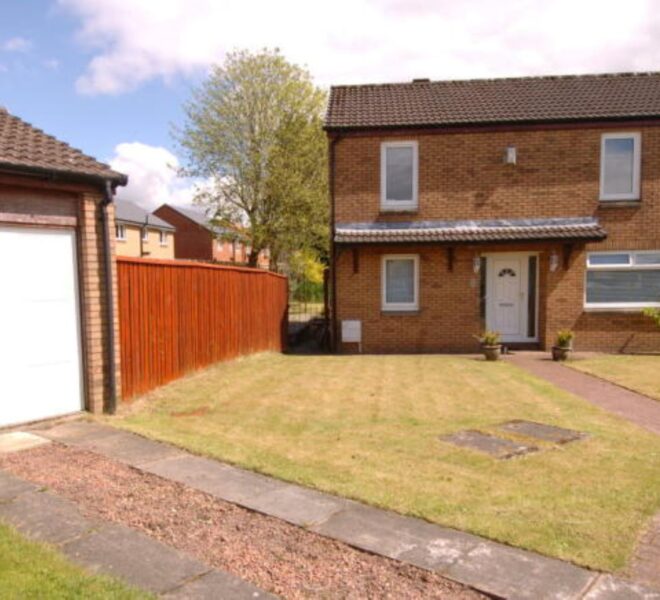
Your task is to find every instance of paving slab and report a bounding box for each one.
[0,431,50,454]
[0,469,39,501]
[584,575,660,599]
[143,455,287,504]
[164,569,276,599]
[440,429,539,459]
[244,483,349,527]
[444,541,596,599]
[62,522,209,594]
[311,502,481,570]
[0,490,98,544]
[36,420,123,444]
[498,420,588,444]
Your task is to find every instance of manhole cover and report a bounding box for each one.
[439,430,538,459]
[498,420,587,444]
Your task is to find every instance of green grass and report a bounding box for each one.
[0,523,149,599]
[568,354,660,401]
[112,353,660,572]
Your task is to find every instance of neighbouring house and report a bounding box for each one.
[326,72,660,353]
[114,199,175,258]
[0,108,127,427]
[153,203,269,268]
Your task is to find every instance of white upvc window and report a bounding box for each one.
[380,141,418,211]
[159,231,168,246]
[585,251,660,309]
[600,132,641,201]
[115,224,126,241]
[141,228,149,242]
[381,254,419,311]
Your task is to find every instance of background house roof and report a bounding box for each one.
[325,72,660,131]
[0,108,126,183]
[162,204,232,236]
[334,217,606,244]
[115,199,175,230]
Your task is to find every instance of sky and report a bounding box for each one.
[1,0,660,208]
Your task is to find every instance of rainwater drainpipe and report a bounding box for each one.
[101,180,118,414]
[329,133,341,352]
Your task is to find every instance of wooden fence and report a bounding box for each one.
[117,257,288,400]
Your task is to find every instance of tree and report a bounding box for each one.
[176,49,328,268]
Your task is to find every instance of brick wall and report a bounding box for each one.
[153,205,213,260]
[333,124,660,353]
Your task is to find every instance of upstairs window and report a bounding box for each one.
[381,255,419,311]
[159,231,167,246]
[381,141,418,211]
[586,251,660,308]
[115,224,126,241]
[600,133,641,201]
[141,228,149,242]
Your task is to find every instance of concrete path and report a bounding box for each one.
[0,467,274,598]
[36,420,660,600]
[508,352,660,436]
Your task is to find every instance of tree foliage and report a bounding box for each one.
[176,49,328,268]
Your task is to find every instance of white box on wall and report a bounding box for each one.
[342,320,362,343]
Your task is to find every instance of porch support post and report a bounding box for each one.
[562,243,574,270]
[352,247,359,274]
[446,246,455,272]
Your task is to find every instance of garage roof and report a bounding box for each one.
[0,108,127,184]
[325,72,660,131]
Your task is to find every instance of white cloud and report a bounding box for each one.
[43,58,60,70]
[59,0,660,95]
[109,142,199,209]
[2,36,32,52]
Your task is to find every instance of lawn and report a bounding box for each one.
[0,522,149,599]
[113,353,660,572]
[568,354,660,401]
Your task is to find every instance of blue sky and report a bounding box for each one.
[2,0,659,208]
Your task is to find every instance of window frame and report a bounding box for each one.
[159,230,168,246]
[380,141,419,211]
[584,250,660,309]
[141,228,149,243]
[599,132,641,201]
[381,254,420,312]
[115,224,126,241]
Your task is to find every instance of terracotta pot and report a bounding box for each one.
[482,344,502,361]
[552,346,571,361]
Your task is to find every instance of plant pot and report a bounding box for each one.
[482,344,502,361]
[552,346,572,362]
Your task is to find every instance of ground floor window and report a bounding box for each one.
[585,251,660,308]
[381,254,419,311]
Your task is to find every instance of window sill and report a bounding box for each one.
[381,309,420,316]
[584,306,649,313]
[598,200,641,208]
[380,207,418,215]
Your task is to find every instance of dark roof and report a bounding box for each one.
[162,204,230,235]
[325,72,660,131]
[0,108,126,184]
[115,199,175,230]
[334,217,606,244]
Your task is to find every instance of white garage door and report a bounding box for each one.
[0,226,83,427]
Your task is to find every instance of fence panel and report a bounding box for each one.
[117,257,288,400]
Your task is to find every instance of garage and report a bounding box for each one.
[0,107,127,426]
[0,227,83,427]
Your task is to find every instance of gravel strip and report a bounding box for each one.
[0,445,482,599]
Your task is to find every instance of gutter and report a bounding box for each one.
[101,180,119,414]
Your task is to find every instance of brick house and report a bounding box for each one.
[0,108,127,427]
[154,203,269,267]
[326,73,660,353]
[114,199,175,259]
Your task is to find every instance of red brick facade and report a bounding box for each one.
[332,124,660,353]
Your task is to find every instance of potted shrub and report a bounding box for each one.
[552,329,574,361]
[475,330,502,361]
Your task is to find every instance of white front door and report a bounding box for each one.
[486,253,537,342]
[0,226,84,427]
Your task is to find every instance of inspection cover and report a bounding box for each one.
[498,420,587,444]
[439,430,538,459]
